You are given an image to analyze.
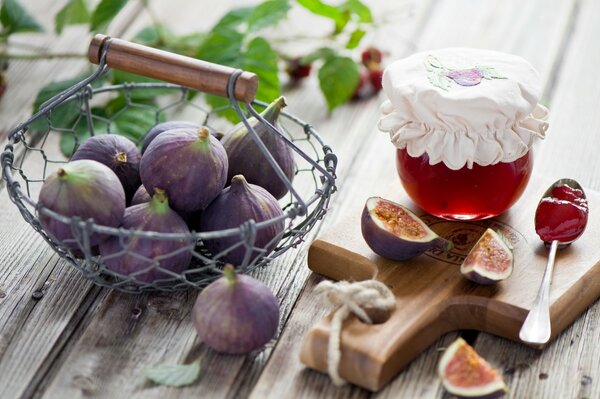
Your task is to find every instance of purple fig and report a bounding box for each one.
[38,160,125,248]
[222,96,295,200]
[141,121,224,154]
[192,264,279,354]
[446,68,483,86]
[131,185,152,206]
[70,134,141,204]
[199,175,285,266]
[460,229,513,285]
[99,188,193,283]
[361,197,452,260]
[140,127,228,213]
[439,337,508,398]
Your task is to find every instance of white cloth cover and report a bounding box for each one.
[378,48,549,170]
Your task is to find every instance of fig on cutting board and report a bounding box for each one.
[361,197,452,260]
[192,264,279,354]
[438,337,508,399]
[70,134,141,204]
[460,228,513,285]
[38,159,125,248]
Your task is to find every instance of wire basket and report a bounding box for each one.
[1,35,337,294]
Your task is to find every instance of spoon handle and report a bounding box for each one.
[519,240,559,344]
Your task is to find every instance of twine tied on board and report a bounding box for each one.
[314,279,396,386]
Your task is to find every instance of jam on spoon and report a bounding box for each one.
[519,179,589,344]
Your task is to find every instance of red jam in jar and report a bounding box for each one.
[396,149,533,220]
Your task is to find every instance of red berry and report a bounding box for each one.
[535,198,588,243]
[369,68,383,92]
[352,71,371,100]
[361,47,383,68]
[286,59,312,82]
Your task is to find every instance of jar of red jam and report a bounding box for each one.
[378,48,549,220]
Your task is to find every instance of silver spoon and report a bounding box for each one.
[519,178,588,344]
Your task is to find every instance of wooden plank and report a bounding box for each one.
[474,1,600,398]
[252,0,581,396]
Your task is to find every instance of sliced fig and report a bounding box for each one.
[439,337,508,399]
[460,228,513,285]
[99,188,193,283]
[199,175,285,265]
[221,96,295,200]
[140,126,228,212]
[361,197,452,260]
[70,134,141,203]
[38,160,125,248]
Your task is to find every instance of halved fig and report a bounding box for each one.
[439,337,508,399]
[361,197,452,260]
[460,228,513,285]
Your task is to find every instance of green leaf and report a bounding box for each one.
[212,7,253,30]
[247,0,291,32]
[241,37,280,102]
[55,0,90,34]
[144,360,201,387]
[0,0,44,34]
[104,96,165,142]
[196,27,244,66]
[60,111,109,157]
[345,28,366,49]
[340,0,372,23]
[110,70,173,99]
[299,47,336,65]
[318,56,359,111]
[90,0,127,32]
[296,0,349,33]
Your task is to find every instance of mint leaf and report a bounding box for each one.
[340,0,372,23]
[90,0,127,32]
[297,0,349,33]
[346,28,366,49]
[247,0,291,32]
[55,0,90,34]
[144,360,201,387]
[0,0,44,34]
[318,56,359,111]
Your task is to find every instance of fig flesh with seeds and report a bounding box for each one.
[221,96,294,200]
[361,197,452,260]
[38,159,125,248]
[99,189,193,283]
[460,228,513,285]
[192,265,279,354]
[140,127,228,213]
[70,134,141,204]
[439,337,508,399]
[199,175,285,266]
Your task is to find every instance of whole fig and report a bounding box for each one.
[199,175,285,265]
[131,185,151,206]
[131,185,199,228]
[99,188,193,283]
[192,264,279,354]
[38,160,125,248]
[141,121,225,154]
[140,127,228,213]
[70,134,141,203]
[222,96,295,199]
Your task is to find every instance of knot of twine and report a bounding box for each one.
[314,279,396,386]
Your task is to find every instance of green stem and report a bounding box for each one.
[223,264,238,285]
[1,52,85,60]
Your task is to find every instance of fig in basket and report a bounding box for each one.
[99,188,193,283]
[38,159,125,248]
[221,96,295,200]
[140,126,228,213]
[70,134,141,204]
[192,264,279,354]
[199,175,285,266]
[141,121,224,154]
[361,196,452,260]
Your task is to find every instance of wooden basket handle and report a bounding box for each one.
[88,34,258,102]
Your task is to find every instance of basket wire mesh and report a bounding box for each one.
[1,38,337,293]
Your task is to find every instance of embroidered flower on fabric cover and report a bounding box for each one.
[425,55,506,90]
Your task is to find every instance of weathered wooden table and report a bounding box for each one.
[1,1,599,398]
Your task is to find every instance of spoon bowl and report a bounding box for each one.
[519,178,589,344]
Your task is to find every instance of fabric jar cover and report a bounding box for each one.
[378,48,549,170]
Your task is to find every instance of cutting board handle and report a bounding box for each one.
[88,34,258,102]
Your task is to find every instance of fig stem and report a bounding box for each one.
[150,188,170,214]
[223,264,238,285]
[116,151,128,164]
[261,96,287,122]
[198,127,210,139]
[57,168,66,178]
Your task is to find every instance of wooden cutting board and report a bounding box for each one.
[300,174,600,391]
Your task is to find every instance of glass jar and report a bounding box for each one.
[379,48,548,220]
